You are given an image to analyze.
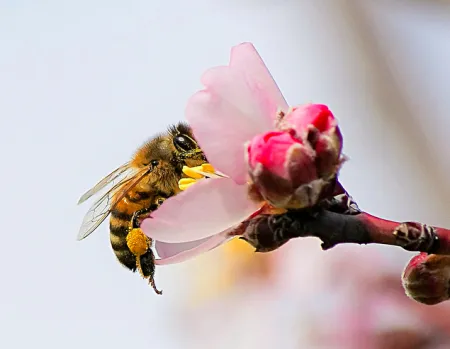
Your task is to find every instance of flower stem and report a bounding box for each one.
[243,203,450,255]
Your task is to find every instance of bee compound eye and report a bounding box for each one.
[151,160,159,167]
[174,135,196,152]
[157,198,165,205]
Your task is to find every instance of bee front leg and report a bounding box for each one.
[178,148,207,162]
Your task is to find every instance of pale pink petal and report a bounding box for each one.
[230,42,289,115]
[155,237,210,259]
[186,43,288,184]
[186,89,268,184]
[154,231,233,265]
[141,178,260,243]
[201,66,276,130]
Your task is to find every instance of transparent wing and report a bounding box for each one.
[77,175,134,241]
[76,167,151,241]
[77,162,131,205]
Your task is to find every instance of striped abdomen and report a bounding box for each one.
[109,189,154,272]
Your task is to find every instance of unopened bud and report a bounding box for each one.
[402,252,450,305]
[246,103,344,209]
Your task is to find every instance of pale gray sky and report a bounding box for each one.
[1,1,450,348]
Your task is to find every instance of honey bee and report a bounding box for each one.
[77,122,206,294]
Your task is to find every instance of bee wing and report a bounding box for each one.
[76,167,151,241]
[105,167,153,212]
[77,176,134,241]
[77,162,131,205]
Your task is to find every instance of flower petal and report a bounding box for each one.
[155,237,209,259]
[154,232,233,265]
[186,43,288,184]
[186,88,267,184]
[201,66,277,130]
[141,178,260,243]
[230,42,289,115]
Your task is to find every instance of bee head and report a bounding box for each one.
[131,122,206,173]
[169,122,206,166]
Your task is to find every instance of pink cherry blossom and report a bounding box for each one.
[142,42,286,264]
[141,42,342,264]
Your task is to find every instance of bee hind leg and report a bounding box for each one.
[127,232,162,295]
[140,250,162,295]
[127,203,165,295]
[126,206,156,260]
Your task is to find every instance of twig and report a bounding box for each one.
[242,192,450,255]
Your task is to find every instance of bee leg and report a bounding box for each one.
[126,227,150,261]
[130,197,166,229]
[139,249,163,295]
[131,207,152,229]
[178,149,206,162]
[127,229,159,292]
[126,208,152,277]
[128,200,165,294]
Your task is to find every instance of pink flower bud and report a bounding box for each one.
[402,252,450,305]
[283,104,343,178]
[248,131,311,180]
[283,104,336,134]
[247,103,344,209]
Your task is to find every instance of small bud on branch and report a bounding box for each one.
[241,189,450,305]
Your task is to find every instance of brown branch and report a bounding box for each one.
[242,206,450,255]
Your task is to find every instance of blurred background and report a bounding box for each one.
[1,0,450,348]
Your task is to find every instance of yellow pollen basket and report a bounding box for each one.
[179,163,216,190]
[126,228,149,256]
